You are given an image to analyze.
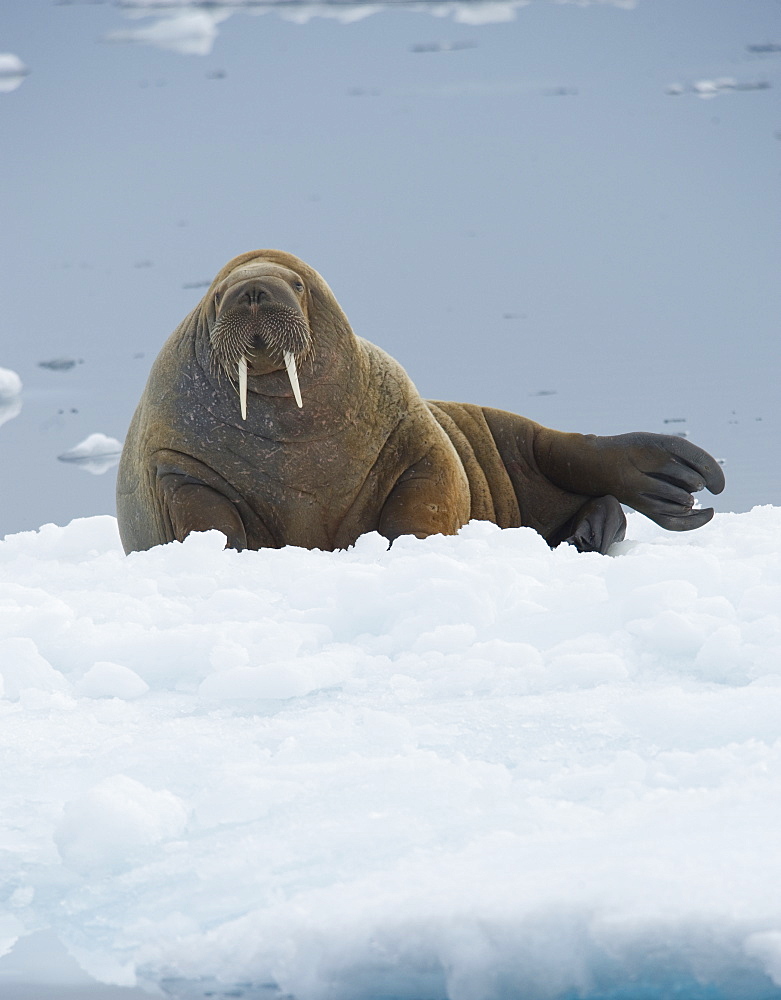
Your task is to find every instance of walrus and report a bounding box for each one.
[116,250,725,556]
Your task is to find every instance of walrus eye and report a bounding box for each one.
[293,282,304,293]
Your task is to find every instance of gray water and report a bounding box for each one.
[1,0,779,542]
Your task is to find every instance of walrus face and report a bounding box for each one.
[208,263,313,417]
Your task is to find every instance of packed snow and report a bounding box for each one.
[1,508,781,1000]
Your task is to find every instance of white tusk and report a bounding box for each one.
[238,356,247,420]
[284,351,303,408]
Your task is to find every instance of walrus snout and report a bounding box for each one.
[217,275,303,319]
[211,273,311,358]
[209,272,311,418]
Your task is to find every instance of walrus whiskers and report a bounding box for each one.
[211,302,311,417]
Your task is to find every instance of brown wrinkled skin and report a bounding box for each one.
[117,250,725,555]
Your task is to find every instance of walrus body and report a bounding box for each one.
[117,250,724,556]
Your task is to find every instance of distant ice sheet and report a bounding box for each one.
[0,367,22,428]
[99,0,635,53]
[57,432,124,475]
[0,508,781,998]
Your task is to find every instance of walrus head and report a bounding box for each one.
[208,262,313,417]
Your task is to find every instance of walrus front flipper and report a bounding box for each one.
[550,495,626,554]
[378,448,470,544]
[158,470,247,551]
[534,429,725,532]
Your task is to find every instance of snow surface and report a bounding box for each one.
[1,508,781,1000]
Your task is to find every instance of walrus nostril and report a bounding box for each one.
[244,287,268,307]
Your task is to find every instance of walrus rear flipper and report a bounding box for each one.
[431,403,722,549]
[547,495,627,554]
[530,427,725,531]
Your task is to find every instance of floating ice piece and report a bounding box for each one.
[0,53,29,93]
[667,76,772,99]
[411,40,478,53]
[0,366,22,401]
[57,433,123,475]
[0,366,22,428]
[694,77,737,98]
[103,11,230,56]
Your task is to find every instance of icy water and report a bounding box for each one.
[1,0,780,539]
